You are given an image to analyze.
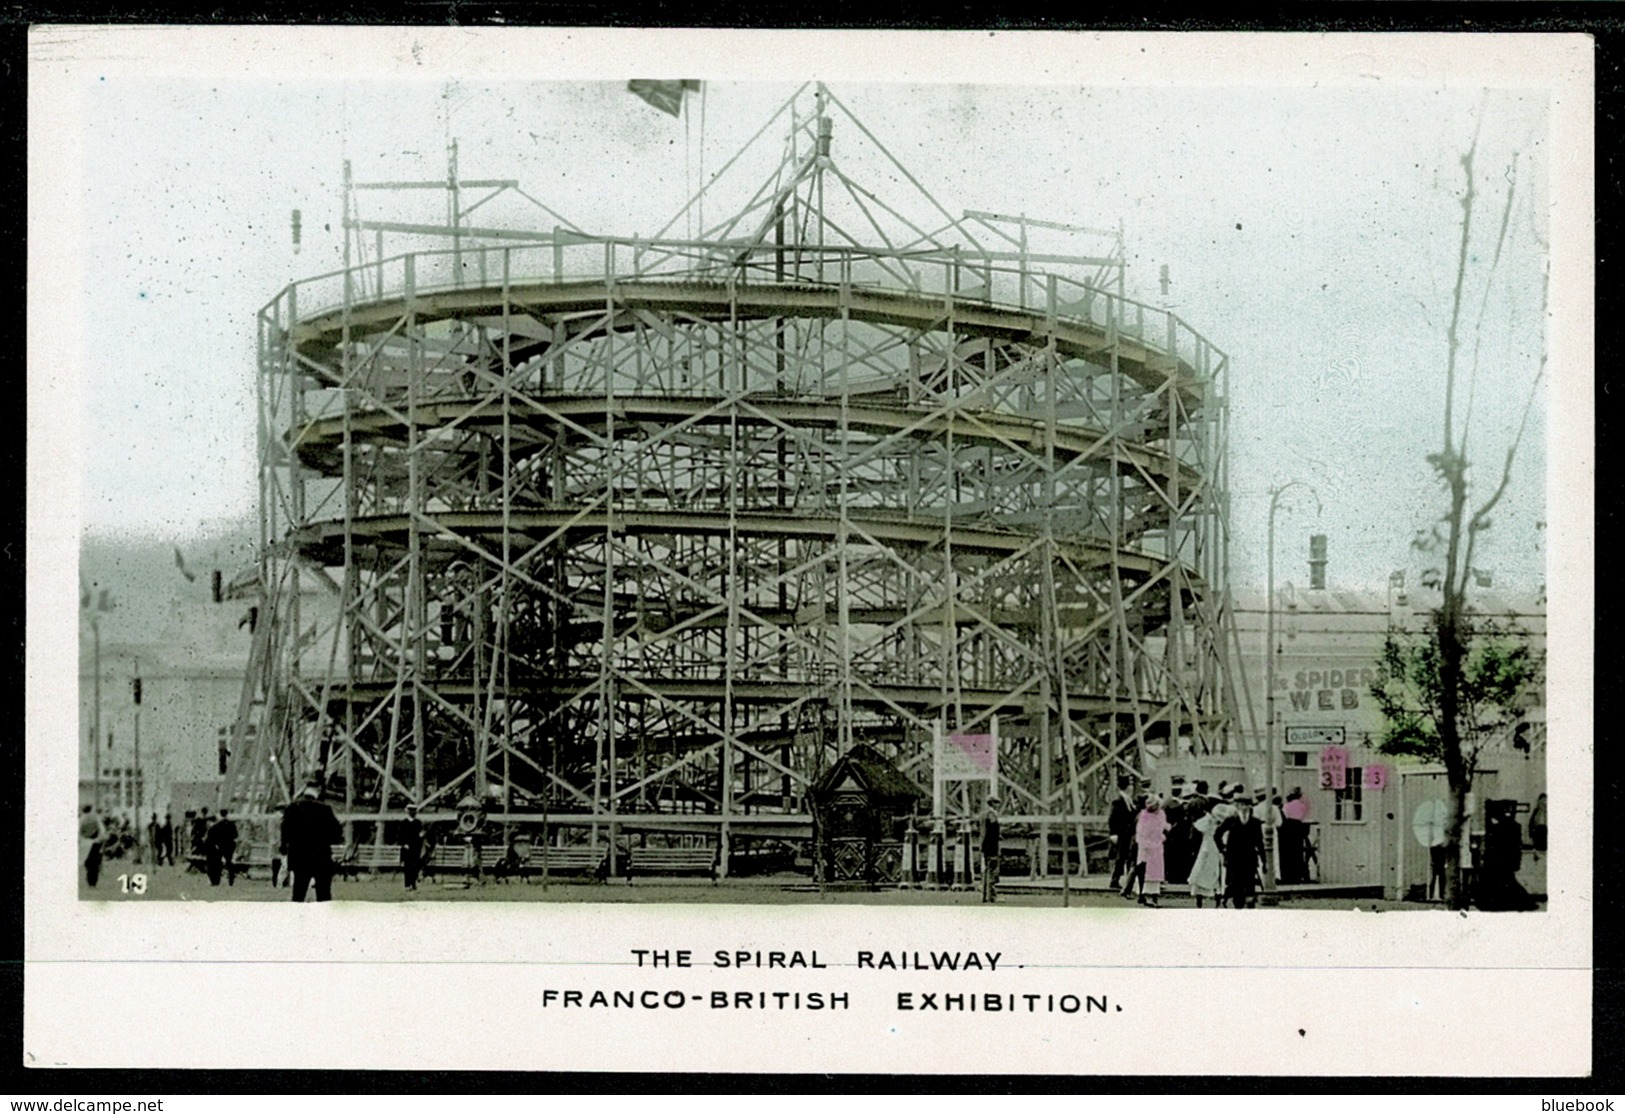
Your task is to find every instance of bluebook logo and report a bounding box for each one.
[1542,1103,1614,1111]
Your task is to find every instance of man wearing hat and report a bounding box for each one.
[1217,792,1267,909]
[979,797,1002,904]
[78,804,105,888]
[400,803,425,892]
[280,778,343,902]
[1108,776,1139,895]
[203,807,239,887]
[1164,783,1197,886]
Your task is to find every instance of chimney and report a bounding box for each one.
[1309,534,1327,590]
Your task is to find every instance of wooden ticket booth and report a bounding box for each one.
[810,744,929,888]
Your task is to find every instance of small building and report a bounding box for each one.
[810,744,929,887]
[1154,741,1545,900]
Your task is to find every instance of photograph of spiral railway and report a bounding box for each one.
[68,71,1555,910]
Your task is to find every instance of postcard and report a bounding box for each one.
[26,26,1592,1075]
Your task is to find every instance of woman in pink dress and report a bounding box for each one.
[1135,795,1172,906]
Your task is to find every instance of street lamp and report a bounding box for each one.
[132,658,143,820]
[1264,481,1320,904]
[81,586,115,814]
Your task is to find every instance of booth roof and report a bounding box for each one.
[811,743,929,805]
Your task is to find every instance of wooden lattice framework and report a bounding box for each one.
[223,84,1243,875]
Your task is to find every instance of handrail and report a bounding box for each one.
[262,236,1226,381]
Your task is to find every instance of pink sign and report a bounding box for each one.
[1364,764,1389,790]
[949,733,996,772]
[1319,745,1349,790]
[937,729,998,781]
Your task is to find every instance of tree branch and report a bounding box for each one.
[1465,254,1548,554]
[1460,152,1520,463]
[1442,114,1485,459]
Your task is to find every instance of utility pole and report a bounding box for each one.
[92,616,101,814]
[132,659,143,819]
[1265,482,1319,905]
[83,587,115,815]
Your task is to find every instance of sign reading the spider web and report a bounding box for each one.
[938,732,997,780]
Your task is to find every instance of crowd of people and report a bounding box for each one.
[78,779,345,901]
[1108,776,1312,908]
[77,805,178,886]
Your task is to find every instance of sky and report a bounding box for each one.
[52,31,1568,595]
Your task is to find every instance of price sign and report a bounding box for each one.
[1364,764,1389,790]
[1319,745,1349,790]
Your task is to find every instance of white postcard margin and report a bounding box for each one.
[24,26,1594,1075]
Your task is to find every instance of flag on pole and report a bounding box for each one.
[173,545,197,583]
[627,79,700,118]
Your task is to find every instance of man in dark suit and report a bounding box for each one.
[280,780,343,902]
[1108,776,1139,897]
[79,804,105,888]
[1164,786,1194,886]
[979,798,1002,904]
[1217,797,1267,909]
[204,808,239,886]
[400,804,425,892]
[157,812,175,866]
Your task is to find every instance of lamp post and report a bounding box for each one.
[92,614,102,814]
[132,658,143,819]
[82,588,114,814]
[1264,481,1320,904]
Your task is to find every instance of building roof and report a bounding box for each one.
[1230,586,1546,626]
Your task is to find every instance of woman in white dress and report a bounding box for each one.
[1187,797,1222,908]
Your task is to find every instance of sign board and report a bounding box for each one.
[1364,763,1389,790]
[932,720,1000,819]
[1287,725,1346,746]
[938,732,995,779]
[1318,744,1349,790]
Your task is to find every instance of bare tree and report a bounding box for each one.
[1380,119,1546,910]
